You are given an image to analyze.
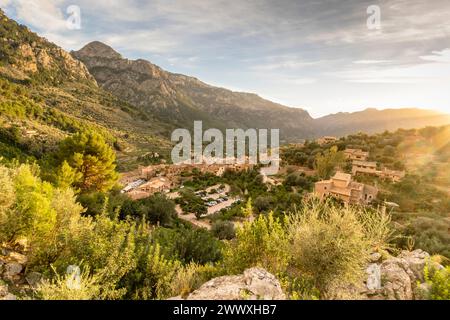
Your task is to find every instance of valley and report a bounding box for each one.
[0,7,449,302]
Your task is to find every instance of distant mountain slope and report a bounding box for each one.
[315,108,450,137]
[73,41,450,141]
[72,41,315,141]
[1,9,448,165]
[0,10,172,171]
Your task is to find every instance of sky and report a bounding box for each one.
[1,0,449,117]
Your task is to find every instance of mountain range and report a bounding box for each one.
[71,41,315,141]
[71,41,450,142]
[1,9,449,167]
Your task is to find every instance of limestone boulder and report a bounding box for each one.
[3,262,23,280]
[361,249,444,300]
[379,258,414,300]
[26,272,43,288]
[174,268,286,300]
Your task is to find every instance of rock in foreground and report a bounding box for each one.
[171,268,286,300]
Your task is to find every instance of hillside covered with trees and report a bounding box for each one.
[0,9,449,301]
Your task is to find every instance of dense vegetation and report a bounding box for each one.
[0,158,394,299]
[1,8,448,300]
[280,126,450,259]
[1,120,448,300]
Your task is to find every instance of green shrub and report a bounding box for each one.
[222,198,391,298]
[222,211,289,275]
[152,226,223,265]
[424,264,450,300]
[211,220,235,240]
[120,193,177,226]
[36,266,102,300]
[0,163,56,245]
[287,201,371,297]
[169,262,220,299]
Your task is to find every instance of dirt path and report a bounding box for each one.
[175,205,212,230]
[172,183,238,229]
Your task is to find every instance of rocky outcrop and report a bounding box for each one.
[170,250,440,301]
[0,248,22,300]
[72,41,316,141]
[0,9,96,83]
[0,246,42,300]
[0,283,16,300]
[170,268,286,300]
[362,249,443,300]
[15,43,95,83]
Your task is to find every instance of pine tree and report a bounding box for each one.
[54,160,82,192]
[56,131,118,193]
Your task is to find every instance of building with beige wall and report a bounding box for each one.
[352,161,405,182]
[352,160,378,175]
[378,168,405,182]
[317,136,338,145]
[314,172,378,205]
[344,148,369,161]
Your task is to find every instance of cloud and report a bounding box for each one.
[353,60,392,64]
[6,0,67,32]
[103,31,178,55]
[283,77,317,85]
[334,48,450,84]
[167,56,199,68]
[420,49,450,63]
[249,60,321,72]
[2,0,450,115]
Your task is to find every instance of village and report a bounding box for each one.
[118,159,256,228]
[118,135,406,231]
[313,140,405,205]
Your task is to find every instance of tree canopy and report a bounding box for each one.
[55,131,118,193]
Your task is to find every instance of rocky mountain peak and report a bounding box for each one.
[73,41,123,60]
[71,41,317,139]
[0,10,95,84]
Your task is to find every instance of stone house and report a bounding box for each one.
[314,172,378,205]
[378,168,405,182]
[352,161,405,182]
[344,148,369,161]
[317,136,338,145]
[138,177,173,194]
[352,160,378,175]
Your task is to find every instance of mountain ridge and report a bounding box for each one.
[72,40,450,140]
[0,10,173,170]
[1,7,449,153]
[72,41,316,141]
[315,107,449,136]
